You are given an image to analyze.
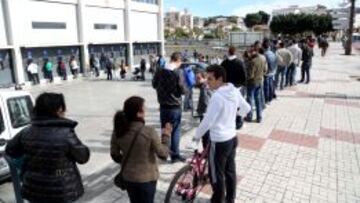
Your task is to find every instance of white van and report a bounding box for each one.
[0,90,33,181]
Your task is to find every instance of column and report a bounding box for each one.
[125,0,134,70]
[158,0,165,56]
[2,0,25,84]
[77,0,90,75]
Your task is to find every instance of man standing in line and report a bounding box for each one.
[262,40,277,103]
[194,65,250,203]
[27,59,39,85]
[245,46,267,123]
[140,57,147,81]
[221,46,247,129]
[275,42,293,90]
[152,52,186,163]
[299,39,314,84]
[286,39,302,86]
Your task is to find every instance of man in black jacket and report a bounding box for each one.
[221,46,247,129]
[152,52,186,163]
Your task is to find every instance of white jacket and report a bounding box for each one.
[195,83,251,143]
[288,44,302,66]
[27,63,38,74]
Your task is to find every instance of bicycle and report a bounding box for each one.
[164,143,211,203]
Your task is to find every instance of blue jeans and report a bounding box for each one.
[264,76,274,103]
[246,84,262,121]
[286,63,296,86]
[126,181,157,203]
[160,107,182,160]
[275,66,287,90]
[183,89,193,111]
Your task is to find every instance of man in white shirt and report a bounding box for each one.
[286,39,302,86]
[193,65,251,203]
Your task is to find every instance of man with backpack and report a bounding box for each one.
[221,46,247,129]
[57,59,67,80]
[182,62,196,112]
[43,59,53,83]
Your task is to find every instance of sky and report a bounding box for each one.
[164,0,360,17]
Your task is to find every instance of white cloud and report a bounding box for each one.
[231,0,342,17]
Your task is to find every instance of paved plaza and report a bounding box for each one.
[1,43,360,203]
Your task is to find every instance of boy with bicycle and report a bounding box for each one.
[193,65,250,203]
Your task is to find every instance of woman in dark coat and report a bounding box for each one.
[6,92,90,203]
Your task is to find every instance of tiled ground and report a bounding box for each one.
[77,43,360,203]
[76,43,360,203]
[1,43,359,203]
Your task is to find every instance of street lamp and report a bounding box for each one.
[345,0,356,55]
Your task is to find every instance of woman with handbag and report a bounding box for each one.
[110,96,171,203]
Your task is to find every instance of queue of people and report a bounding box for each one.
[5,36,316,203]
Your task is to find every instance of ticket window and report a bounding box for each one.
[22,46,82,81]
[0,50,15,87]
[88,44,128,69]
[133,43,160,66]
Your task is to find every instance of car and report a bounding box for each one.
[0,90,34,183]
[180,62,208,74]
[352,33,360,51]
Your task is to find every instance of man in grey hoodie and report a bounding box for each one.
[194,65,250,203]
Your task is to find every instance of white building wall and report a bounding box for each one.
[85,7,126,43]
[7,0,78,46]
[85,0,124,8]
[0,1,8,46]
[130,11,159,42]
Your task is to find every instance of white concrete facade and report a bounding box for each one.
[0,0,164,86]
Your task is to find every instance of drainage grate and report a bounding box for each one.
[325,92,347,99]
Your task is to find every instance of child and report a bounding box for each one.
[196,71,212,149]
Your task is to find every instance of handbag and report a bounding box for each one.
[114,126,144,190]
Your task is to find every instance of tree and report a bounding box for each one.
[192,27,204,39]
[345,0,356,55]
[231,26,242,32]
[164,29,172,40]
[244,13,262,28]
[258,11,270,25]
[228,16,239,24]
[214,26,226,39]
[173,27,190,39]
[203,33,216,39]
[270,13,333,35]
[244,11,270,28]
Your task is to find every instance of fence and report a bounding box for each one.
[229,32,264,47]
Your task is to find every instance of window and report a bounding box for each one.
[32,22,67,29]
[132,0,158,5]
[7,96,33,128]
[0,107,4,134]
[94,24,118,30]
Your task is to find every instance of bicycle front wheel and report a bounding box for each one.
[164,164,211,203]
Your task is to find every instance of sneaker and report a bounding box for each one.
[171,156,186,163]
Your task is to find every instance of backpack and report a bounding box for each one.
[184,66,196,88]
[60,62,66,70]
[45,62,53,72]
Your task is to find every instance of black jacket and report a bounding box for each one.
[152,68,185,109]
[5,118,90,203]
[221,57,247,87]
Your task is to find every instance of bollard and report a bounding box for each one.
[4,155,24,203]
